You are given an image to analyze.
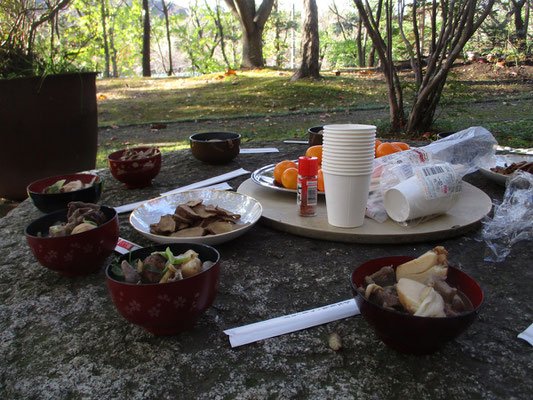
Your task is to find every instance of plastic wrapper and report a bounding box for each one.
[481,171,533,262]
[379,162,463,225]
[366,126,497,223]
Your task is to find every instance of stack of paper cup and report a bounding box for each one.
[321,124,376,228]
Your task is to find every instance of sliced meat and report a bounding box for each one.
[185,199,203,208]
[150,214,176,235]
[170,226,206,237]
[214,206,241,219]
[205,221,234,235]
[172,212,193,225]
[192,204,217,219]
[175,204,201,220]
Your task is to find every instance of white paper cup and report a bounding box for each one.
[322,163,374,172]
[383,175,460,222]
[322,167,374,176]
[323,171,372,228]
[322,165,375,173]
[324,124,376,132]
[323,134,375,140]
[322,159,375,168]
[323,150,375,158]
[324,131,375,138]
[323,146,375,154]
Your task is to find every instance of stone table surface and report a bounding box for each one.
[1,140,532,399]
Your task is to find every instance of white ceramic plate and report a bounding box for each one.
[251,162,325,195]
[479,153,533,186]
[129,190,262,245]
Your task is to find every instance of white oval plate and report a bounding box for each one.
[479,153,533,186]
[129,190,262,245]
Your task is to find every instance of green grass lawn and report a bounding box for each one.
[96,67,533,158]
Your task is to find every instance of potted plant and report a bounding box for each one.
[0,0,98,200]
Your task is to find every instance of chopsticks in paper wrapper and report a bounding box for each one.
[224,299,360,347]
[114,168,249,214]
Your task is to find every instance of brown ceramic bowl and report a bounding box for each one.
[308,126,323,146]
[105,243,220,335]
[107,147,161,188]
[350,256,483,354]
[25,206,119,276]
[189,132,241,164]
[27,173,103,213]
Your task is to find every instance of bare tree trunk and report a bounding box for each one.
[354,0,405,131]
[142,0,151,77]
[162,0,173,76]
[100,0,110,78]
[292,0,320,80]
[206,0,231,68]
[367,0,382,68]
[357,18,365,67]
[224,0,275,68]
[511,0,527,53]
[356,0,495,135]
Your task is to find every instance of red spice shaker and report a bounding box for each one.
[297,156,319,216]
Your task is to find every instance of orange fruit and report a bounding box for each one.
[375,139,382,153]
[392,142,410,151]
[305,145,323,165]
[274,160,298,184]
[318,169,324,192]
[281,167,298,190]
[376,142,402,158]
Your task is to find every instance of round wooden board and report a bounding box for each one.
[238,178,492,244]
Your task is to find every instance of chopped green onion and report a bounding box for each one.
[45,179,66,194]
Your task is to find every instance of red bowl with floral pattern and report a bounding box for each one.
[105,243,220,335]
[24,206,119,276]
[107,147,161,188]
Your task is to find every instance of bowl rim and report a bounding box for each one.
[107,146,161,162]
[27,173,102,196]
[105,242,221,286]
[189,131,242,142]
[24,205,118,240]
[350,256,484,320]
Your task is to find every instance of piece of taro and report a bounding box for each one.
[140,254,167,283]
[205,220,234,235]
[170,226,205,237]
[150,214,176,235]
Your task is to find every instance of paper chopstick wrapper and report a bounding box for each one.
[160,168,249,196]
[224,298,360,347]
[240,148,279,154]
[283,140,308,144]
[518,323,533,346]
[114,237,142,255]
[114,173,242,214]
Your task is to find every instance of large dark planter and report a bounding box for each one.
[0,72,98,200]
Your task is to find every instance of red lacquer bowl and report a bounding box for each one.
[105,243,220,335]
[27,173,103,213]
[107,147,161,188]
[25,206,119,276]
[350,256,483,355]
